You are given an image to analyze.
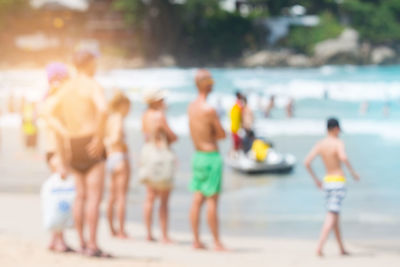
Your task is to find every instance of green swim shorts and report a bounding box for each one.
[190,151,223,197]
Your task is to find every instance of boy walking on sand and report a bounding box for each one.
[304,118,360,257]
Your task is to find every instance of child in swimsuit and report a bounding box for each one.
[105,91,131,238]
[42,62,74,253]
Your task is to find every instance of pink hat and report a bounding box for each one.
[46,62,69,83]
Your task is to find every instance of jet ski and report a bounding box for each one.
[226,149,296,174]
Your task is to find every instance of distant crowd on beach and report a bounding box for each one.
[1,49,365,259]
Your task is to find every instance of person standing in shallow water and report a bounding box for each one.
[105,91,131,239]
[188,69,227,251]
[139,88,177,243]
[304,118,360,257]
[46,50,110,258]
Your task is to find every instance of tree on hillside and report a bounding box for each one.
[177,0,262,65]
[114,0,264,65]
[113,0,180,59]
[246,0,339,15]
[342,0,400,44]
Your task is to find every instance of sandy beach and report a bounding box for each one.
[0,193,399,267]
[2,0,400,263]
[1,66,399,266]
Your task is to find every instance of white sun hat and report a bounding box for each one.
[143,88,167,104]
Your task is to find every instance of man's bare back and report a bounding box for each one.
[53,74,107,138]
[188,99,223,152]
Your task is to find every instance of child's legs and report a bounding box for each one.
[333,214,347,253]
[317,212,338,254]
[49,231,68,250]
[115,160,130,235]
[49,231,62,249]
[107,172,117,235]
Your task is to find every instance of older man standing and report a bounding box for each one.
[188,69,226,251]
[46,50,109,257]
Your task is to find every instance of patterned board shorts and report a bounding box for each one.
[325,184,346,213]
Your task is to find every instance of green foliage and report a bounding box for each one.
[113,0,264,64]
[113,0,178,58]
[178,0,261,64]
[112,0,147,27]
[342,0,400,44]
[246,0,338,16]
[285,12,343,54]
[112,0,400,62]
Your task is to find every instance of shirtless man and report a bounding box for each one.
[242,96,254,131]
[304,118,360,257]
[46,51,109,257]
[188,69,226,251]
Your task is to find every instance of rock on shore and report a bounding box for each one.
[241,28,400,68]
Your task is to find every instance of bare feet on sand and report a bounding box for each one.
[147,236,157,242]
[162,237,174,244]
[316,250,324,257]
[48,244,75,253]
[110,228,117,237]
[48,238,76,254]
[116,231,130,240]
[84,247,112,258]
[214,242,227,252]
[193,241,207,250]
[341,250,350,256]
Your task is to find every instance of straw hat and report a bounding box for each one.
[143,88,166,104]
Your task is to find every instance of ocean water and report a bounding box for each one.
[1,65,399,240]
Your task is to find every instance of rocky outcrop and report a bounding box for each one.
[157,54,176,67]
[314,28,359,64]
[242,28,363,67]
[240,27,400,67]
[241,50,313,67]
[241,50,291,67]
[286,54,312,67]
[371,46,396,65]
